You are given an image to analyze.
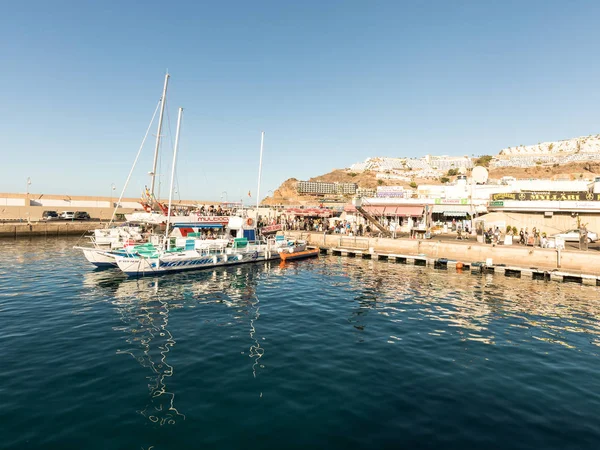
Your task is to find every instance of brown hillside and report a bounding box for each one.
[310,169,385,189]
[262,162,600,205]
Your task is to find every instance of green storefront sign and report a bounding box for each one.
[434,198,468,204]
[489,201,504,207]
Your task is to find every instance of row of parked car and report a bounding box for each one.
[42,211,91,220]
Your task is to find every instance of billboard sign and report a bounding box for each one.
[491,192,600,201]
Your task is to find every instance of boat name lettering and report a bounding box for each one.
[159,257,220,267]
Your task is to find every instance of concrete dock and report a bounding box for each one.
[293,231,600,287]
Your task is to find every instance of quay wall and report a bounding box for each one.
[0,192,218,221]
[0,205,136,222]
[0,221,102,238]
[289,231,600,276]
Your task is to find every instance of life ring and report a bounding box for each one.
[246,218,254,226]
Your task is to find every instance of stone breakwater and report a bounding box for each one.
[288,231,600,277]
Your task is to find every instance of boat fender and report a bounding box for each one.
[213,255,219,264]
[237,254,243,261]
[246,218,254,226]
[456,262,464,270]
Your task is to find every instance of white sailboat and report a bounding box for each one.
[114,129,288,276]
[75,73,180,267]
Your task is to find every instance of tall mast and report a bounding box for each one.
[150,72,170,197]
[164,107,183,249]
[256,131,265,211]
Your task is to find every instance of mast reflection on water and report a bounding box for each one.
[83,262,278,424]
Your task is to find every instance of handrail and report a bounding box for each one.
[354,198,392,237]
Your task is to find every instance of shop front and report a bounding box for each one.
[431,204,473,232]
[361,204,425,233]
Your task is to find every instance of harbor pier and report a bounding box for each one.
[290,231,600,286]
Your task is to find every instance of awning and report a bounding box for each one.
[443,211,468,217]
[284,208,332,217]
[395,206,424,217]
[432,205,472,216]
[363,206,388,215]
[363,205,423,216]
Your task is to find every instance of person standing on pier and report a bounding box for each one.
[519,228,525,245]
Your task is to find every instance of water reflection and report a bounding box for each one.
[82,263,278,423]
[112,277,185,426]
[194,266,267,379]
[80,255,600,431]
[323,257,600,351]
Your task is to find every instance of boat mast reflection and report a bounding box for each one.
[225,267,266,379]
[112,277,185,425]
[83,262,278,422]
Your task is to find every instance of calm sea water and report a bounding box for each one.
[1,238,600,449]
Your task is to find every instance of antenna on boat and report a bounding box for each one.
[150,72,170,197]
[164,107,183,250]
[256,131,265,214]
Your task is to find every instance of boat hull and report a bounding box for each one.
[279,249,319,261]
[115,249,281,276]
[75,247,119,268]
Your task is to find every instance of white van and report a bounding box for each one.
[60,211,75,219]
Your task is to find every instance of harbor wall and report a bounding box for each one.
[289,231,600,275]
[0,205,136,222]
[0,221,103,238]
[0,192,217,221]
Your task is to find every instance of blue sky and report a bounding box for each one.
[1,0,599,202]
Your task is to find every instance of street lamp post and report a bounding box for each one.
[25,177,31,222]
[110,183,116,208]
[267,190,274,221]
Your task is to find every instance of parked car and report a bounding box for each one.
[74,211,91,220]
[59,211,75,220]
[552,229,598,243]
[42,210,59,221]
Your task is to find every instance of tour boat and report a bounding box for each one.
[112,111,277,276]
[114,215,281,276]
[114,238,280,276]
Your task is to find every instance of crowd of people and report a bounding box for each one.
[484,226,552,247]
[276,217,379,236]
[162,204,240,217]
[192,205,235,216]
